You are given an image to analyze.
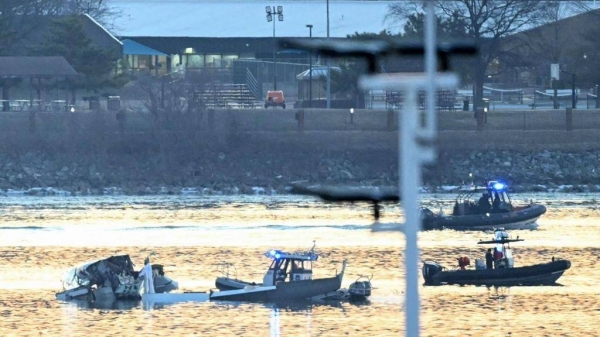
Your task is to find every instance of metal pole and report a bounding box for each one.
[572,73,575,109]
[307,24,313,108]
[326,0,331,109]
[273,9,277,91]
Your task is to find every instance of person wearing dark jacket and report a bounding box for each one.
[485,248,494,269]
[478,192,491,214]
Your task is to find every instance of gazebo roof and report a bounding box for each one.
[0,56,78,78]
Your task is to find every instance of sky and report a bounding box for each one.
[108,0,400,38]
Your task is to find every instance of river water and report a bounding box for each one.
[0,193,598,337]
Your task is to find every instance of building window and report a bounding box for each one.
[222,54,239,68]
[187,54,204,68]
[156,55,167,70]
[171,54,181,68]
[205,54,221,68]
[137,56,151,69]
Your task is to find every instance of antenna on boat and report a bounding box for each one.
[144,252,156,265]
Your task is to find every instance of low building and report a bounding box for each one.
[110,0,396,102]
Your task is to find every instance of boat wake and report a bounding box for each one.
[115,223,373,232]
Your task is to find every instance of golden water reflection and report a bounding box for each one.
[0,194,598,336]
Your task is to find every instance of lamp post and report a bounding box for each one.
[266,6,283,91]
[326,0,331,109]
[585,53,600,109]
[306,24,313,108]
[571,73,576,109]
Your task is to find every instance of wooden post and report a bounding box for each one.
[566,107,573,131]
[476,107,484,131]
[208,109,215,131]
[28,110,36,134]
[295,109,304,132]
[387,109,394,131]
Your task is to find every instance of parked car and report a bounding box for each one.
[265,90,286,109]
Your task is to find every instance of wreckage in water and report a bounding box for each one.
[55,255,179,307]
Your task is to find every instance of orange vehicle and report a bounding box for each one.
[264,90,286,109]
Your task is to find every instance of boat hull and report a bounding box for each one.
[422,204,546,230]
[210,274,344,303]
[423,259,571,286]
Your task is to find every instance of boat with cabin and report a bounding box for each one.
[212,243,346,303]
[420,179,546,230]
[421,228,571,286]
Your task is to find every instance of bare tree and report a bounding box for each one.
[54,0,121,30]
[388,1,552,110]
[1,0,120,109]
[0,0,118,53]
[498,2,600,91]
[137,70,219,130]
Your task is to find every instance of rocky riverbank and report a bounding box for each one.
[1,148,599,196]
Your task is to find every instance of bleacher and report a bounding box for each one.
[381,90,457,110]
[197,83,262,109]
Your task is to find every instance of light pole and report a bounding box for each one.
[326,0,331,109]
[585,53,600,109]
[266,6,283,91]
[306,24,313,108]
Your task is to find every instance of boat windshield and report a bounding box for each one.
[292,260,312,272]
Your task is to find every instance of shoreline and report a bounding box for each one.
[1,147,598,196]
[3,182,600,197]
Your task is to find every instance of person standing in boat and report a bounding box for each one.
[478,192,491,214]
[491,191,501,213]
[493,247,504,268]
[485,248,494,269]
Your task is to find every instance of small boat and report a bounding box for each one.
[420,179,546,230]
[347,274,374,301]
[213,242,346,303]
[56,254,179,307]
[422,228,571,286]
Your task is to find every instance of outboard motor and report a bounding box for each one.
[348,280,373,300]
[422,261,443,285]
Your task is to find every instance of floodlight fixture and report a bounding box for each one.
[278,14,283,21]
[267,14,272,22]
[265,6,271,13]
[277,6,283,14]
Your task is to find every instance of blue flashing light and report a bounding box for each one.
[266,249,283,259]
[493,182,505,191]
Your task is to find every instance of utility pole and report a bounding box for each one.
[266,6,283,91]
[326,0,331,109]
[306,24,313,108]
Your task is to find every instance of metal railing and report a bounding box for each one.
[245,68,260,100]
